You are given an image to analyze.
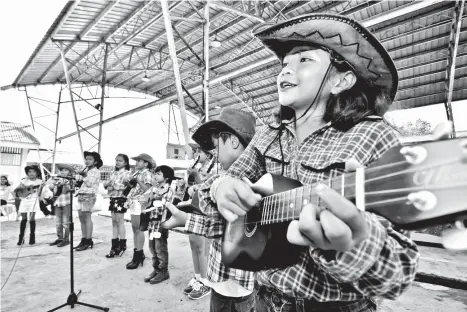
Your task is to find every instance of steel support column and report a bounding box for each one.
[160,0,192,153]
[98,43,109,154]
[59,42,85,161]
[203,0,210,121]
[51,89,62,174]
[444,0,465,137]
[23,88,46,178]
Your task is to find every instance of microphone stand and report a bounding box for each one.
[48,176,109,312]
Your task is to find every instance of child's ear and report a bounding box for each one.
[231,136,240,149]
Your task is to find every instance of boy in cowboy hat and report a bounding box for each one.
[193,14,419,312]
[15,165,43,245]
[164,108,257,309]
[143,165,175,285]
[48,164,76,247]
[126,153,155,270]
[74,151,102,251]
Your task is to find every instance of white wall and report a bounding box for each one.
[0,148,29,188]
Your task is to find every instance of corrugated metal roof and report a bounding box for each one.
[5,0,466,126]
[0,122,41,145]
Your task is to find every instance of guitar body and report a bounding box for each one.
[221,175,305,271]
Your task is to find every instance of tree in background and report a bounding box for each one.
[385,117,432,136]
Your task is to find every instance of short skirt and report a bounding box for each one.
[108,197,127,213]
[76,194,96,212]
[18,196,40,213]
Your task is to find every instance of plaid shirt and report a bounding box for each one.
[147,183,174,234]
[107,168,132,198]
[47,177,71,207]
[77,167,100,195]
[128,169,153,202]
[185,213,255,290]
[197,118,419,301]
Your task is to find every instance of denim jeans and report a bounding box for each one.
[210,289,256,312]
[255,285,377,312]
[149,228,169,271]
[55,205,71,240]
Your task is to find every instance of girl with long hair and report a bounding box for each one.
[74,151,102,251]
[104,153,132,258]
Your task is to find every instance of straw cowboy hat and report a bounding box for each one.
[131,153,155,169]
[56,164,76,176]
[192,108,256,151]
[253,13,398,115]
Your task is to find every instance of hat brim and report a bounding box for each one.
[192,120,241,151]
[57,164,75,174]
[254,13,398,109]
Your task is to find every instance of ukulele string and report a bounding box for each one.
[227,181,467,227]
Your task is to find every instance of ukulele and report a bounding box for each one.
[15,183,42,199]
[176,138,467,271]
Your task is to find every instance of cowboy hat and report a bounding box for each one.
[56,164,76,175]
[84,151,103,169]
[24,165,42,179]
[131,153,155,169]
[253,13,398,114]
[192,108,256,151]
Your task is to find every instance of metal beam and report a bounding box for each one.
[57,56,276,141]
[98,44,109,154]
[60,42,84,160]
[38,1,118,83]
[210,2,265,23]
[161,0,191,152]
[444,0,465,137]
[171,15,205,23]
[13,1,78,85]
[203,0,210,121]
[52,89,62,174]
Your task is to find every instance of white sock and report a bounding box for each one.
[195,274,201,281]
[201,278,211,288]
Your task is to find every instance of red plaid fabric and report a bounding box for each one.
[197,118,419,301]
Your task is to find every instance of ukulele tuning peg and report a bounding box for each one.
[400,146,427,165]
[442,220,467,250]
[406,191,437,211]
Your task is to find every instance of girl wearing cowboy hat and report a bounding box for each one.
[202,13,418,312]
[103,153,132,258]
[74,151,102,252]
[14,165,42,245]
[125,153,155,270]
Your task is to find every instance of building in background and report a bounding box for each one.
[0,122,40,187]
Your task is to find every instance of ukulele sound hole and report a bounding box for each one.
[244,206,261,233]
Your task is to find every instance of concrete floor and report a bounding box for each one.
[1,215,466,312]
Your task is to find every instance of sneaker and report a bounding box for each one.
[188,281,211,300]
[183,277,197,295]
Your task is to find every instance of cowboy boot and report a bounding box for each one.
[17,219,27,245]
[127,250,145,270]
[116,239,127,257]
[126,248,137,269]
[105,238,120,258]
[29,221,36,245]
[74,238,86,250]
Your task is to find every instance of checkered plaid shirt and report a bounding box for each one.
[197,118,419,301]
[49,177,71,207]
[147,183,174,234]
[107,168,132,198]
[185,213,255,290]
[128,169,153,202]
[77,167,100,195]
